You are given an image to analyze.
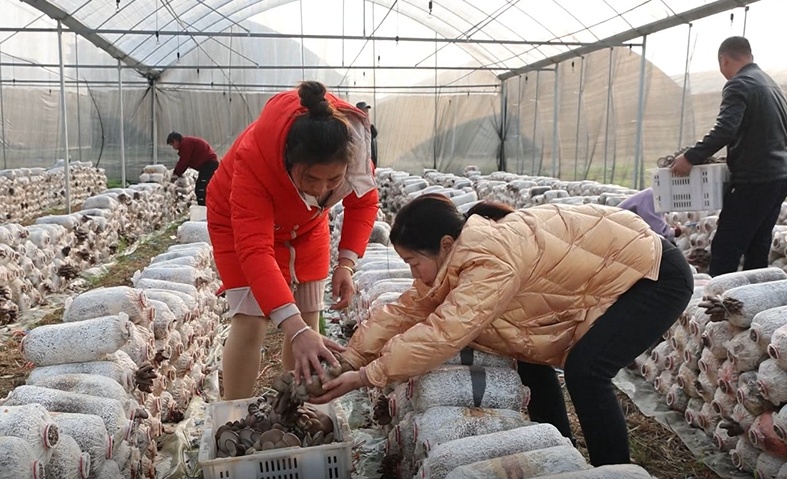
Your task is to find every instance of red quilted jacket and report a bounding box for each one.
[207,89,379,315]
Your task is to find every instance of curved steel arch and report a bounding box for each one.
[18,0,760,82]
[218,0,502,72]
[19,0,159,76]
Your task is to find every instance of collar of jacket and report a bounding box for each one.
[251,89,376,199]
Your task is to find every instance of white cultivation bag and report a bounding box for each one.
[443,348,516,369]
[409,366,527,413]
[0,436,45,479]
[44,434,91,479]
[417,424,571,479]
[133,278,199,298]
[132,264,209,288]
[143,289,196,321]
[0,403,59,464]
[412,406,531,460]
[29,374,133,415]
[3,385,131,445]
[150,247,211,267]
[93,459,121,479]
[149,299,177,339]
[120,324,154,367]
[177,221,210,244]
[50,412,113,473]
[444,445,589,479]
[63,286,152,326]
[27,361,134,392]
[20,313,133,366]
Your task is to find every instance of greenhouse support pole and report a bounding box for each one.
[531,71,540,176]
[228,26,233,135]
[118,59,126,187]
[57,21,72,214]
[0,43,6,169]
[432,32,437,170]
[516,75,524,174]
[603,48,614,184]
[574,56,585,181]
[75,33,83,162]
[678,23,692,150]
[372,3,377,116]
[499,80,507,171]
[152,80,158,164]
[551,64,560,178]
[633,36,648,190]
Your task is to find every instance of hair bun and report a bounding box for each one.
[298,81,332,118]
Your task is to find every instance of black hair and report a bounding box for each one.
[390,194,514,255]
[718,36,752,61]
[285,81,353,169]
[166,131,182,145]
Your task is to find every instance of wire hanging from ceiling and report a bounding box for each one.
[337,0,398,88]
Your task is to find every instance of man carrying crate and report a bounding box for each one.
[671,36,787,276]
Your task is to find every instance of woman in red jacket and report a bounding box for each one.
[207,81,379,399]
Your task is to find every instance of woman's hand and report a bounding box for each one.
[309,371,364,404]
[283,316,341,385]
[330,262,355,310]
[323,336,346,354]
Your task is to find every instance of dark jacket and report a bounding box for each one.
[685,63,787,184]
[370,124,378,167]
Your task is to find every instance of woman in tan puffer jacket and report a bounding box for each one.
[313,193,693,467]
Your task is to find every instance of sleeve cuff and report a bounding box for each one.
[269,303,300,327]
[359,367,372,387]
[683,149,704,165]
[338,249,359,265]
[363,360,387,388]
[342,348,367,371]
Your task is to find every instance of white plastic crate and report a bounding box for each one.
[199,398,353,479]
[651,163,730,213]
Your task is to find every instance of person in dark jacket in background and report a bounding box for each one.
[166,131,220,206]
[356,102,378,167]
[671,36,787,276]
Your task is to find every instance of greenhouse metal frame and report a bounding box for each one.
[0,0,763,201]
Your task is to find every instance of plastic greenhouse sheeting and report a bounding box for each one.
[0,0,778,183]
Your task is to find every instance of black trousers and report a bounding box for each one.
[709,179,787,276]
[518,239,693,466]
[195,161,219,206]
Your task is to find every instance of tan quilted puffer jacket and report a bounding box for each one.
[343,203,664,388]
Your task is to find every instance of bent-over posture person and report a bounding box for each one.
[312,194,693,467]
[206,81,379,399]
[166,132,220,206]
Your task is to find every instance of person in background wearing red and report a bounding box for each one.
[166,131,219,206]
[207,81,379,400]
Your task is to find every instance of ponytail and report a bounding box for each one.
[465,201,515,221]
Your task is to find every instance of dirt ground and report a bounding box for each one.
[0,217,722,479]
[564,388,720,479]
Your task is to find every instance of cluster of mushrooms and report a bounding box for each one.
[214,357,352,457]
